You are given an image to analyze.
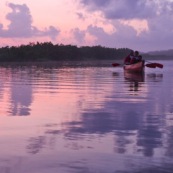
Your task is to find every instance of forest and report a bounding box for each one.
[0,42,131,62]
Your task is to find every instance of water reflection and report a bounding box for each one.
[124,71,144,92]
[137,114,162,157]
[0,66,33,116]
[147,73,163,82]
[0,65,62,116]
[10,79,32,116]
[27,136,46,154]
[22,67,167,158]
[1,61,173,173]
[124,71,145,82]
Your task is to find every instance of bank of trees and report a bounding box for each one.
[0,42,131,62]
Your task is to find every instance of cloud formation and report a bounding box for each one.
[0,0,173,51]
[0,3,60,40]
[78,0,173,51]
[79,0,173,20]
[72,28,86,44]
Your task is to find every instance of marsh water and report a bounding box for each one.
[0,60,173,173]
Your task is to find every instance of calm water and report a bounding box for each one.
[0,60,173,173]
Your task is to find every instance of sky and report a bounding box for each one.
[0,0,173,52]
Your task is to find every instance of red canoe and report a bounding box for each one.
[124,60,145,72]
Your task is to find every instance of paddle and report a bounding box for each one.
[146,61,163,68]
[112,63,121,67]
[155,63,163,68]
[145,63,156,68]
[112,62,157,68]
[112,61,163,69]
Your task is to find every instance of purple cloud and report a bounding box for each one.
[72,28,86,44]
[76,12,86,20]
[0,3,60,39]
[80,0,111,8]
[77,0,173,51]
[79,0,173,20]
[73,17,173,52]
[86,24,137,49]
[80,0,157,19]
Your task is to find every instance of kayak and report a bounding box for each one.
[124,60,145,72]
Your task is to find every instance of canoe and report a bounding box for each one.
[124,60,145,72]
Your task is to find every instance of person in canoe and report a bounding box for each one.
[124,50,134,65]
[130,51,142,64]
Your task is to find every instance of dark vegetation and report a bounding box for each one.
[0,42,131,62]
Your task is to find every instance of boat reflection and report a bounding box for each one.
[146,73,163,82]
[124,71,144,82]
[124,71,144,92]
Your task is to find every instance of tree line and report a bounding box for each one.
[0,42,131,62]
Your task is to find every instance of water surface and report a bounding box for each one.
[0,60,173,173]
